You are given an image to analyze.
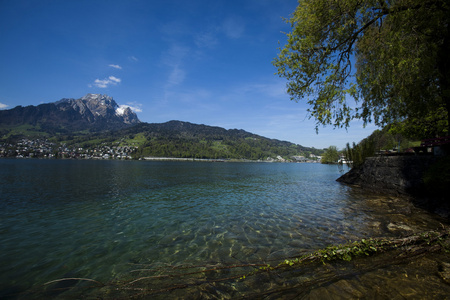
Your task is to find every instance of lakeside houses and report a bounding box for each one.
[1,138,321,162]
[291,155,321,163]
[0,138,137,159]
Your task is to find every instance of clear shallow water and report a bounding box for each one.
[0,159,446,298]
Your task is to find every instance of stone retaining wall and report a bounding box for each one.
[337,156,438,195]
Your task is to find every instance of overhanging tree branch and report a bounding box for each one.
[274,0,449,134]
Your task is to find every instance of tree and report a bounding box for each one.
[389,107,448,140]
[273,0,450,135]
[321,146,340,164]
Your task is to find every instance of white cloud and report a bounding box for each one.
[116,101,143,115]
[118,105,141,114]
[109,76,121,83]
[0,102,8,109]
[129,56,138,62]
[125,102,143,113]
[90,76,121,88]
[109,64,122,69]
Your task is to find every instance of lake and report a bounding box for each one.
[0,159,447,298]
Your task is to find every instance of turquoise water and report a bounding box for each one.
[0,159,445,298]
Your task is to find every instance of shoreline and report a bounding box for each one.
[1,156,320,163]
[337,155,450,218]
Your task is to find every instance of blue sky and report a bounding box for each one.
[0,0,377,149]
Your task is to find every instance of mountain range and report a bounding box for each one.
[0,94,323,159]
[0,94,139,132]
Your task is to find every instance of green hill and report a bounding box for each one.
[1,120,323,160]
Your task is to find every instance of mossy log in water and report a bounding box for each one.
[21,228,450,299]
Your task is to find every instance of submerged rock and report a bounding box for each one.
[387,222,414,234]
[337,156,450,217]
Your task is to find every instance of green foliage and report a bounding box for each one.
[237,229,449,284]
[120,133,147,147]
[343,126,418,168]
[388,107,448,140]
[114,121,323,160]
[252,230,449,278]
[344,140,373,169]
[134,136,305,160]
[0,124,50,139]
[321,145,340,164]
[274,0,450,133]
[314,238,381,264]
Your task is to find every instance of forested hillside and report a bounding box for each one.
[68,121,322,160]
[1,120,323,160]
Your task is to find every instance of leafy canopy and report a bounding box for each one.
[274,0,450,134]
[321,145,340,164]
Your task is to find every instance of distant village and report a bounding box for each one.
[0,138,137,160]
[271,155,321,163]
[0,138,322,162]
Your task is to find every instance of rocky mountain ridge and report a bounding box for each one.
[0,94,140,131]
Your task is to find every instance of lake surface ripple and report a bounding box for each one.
[0,159,447,298]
